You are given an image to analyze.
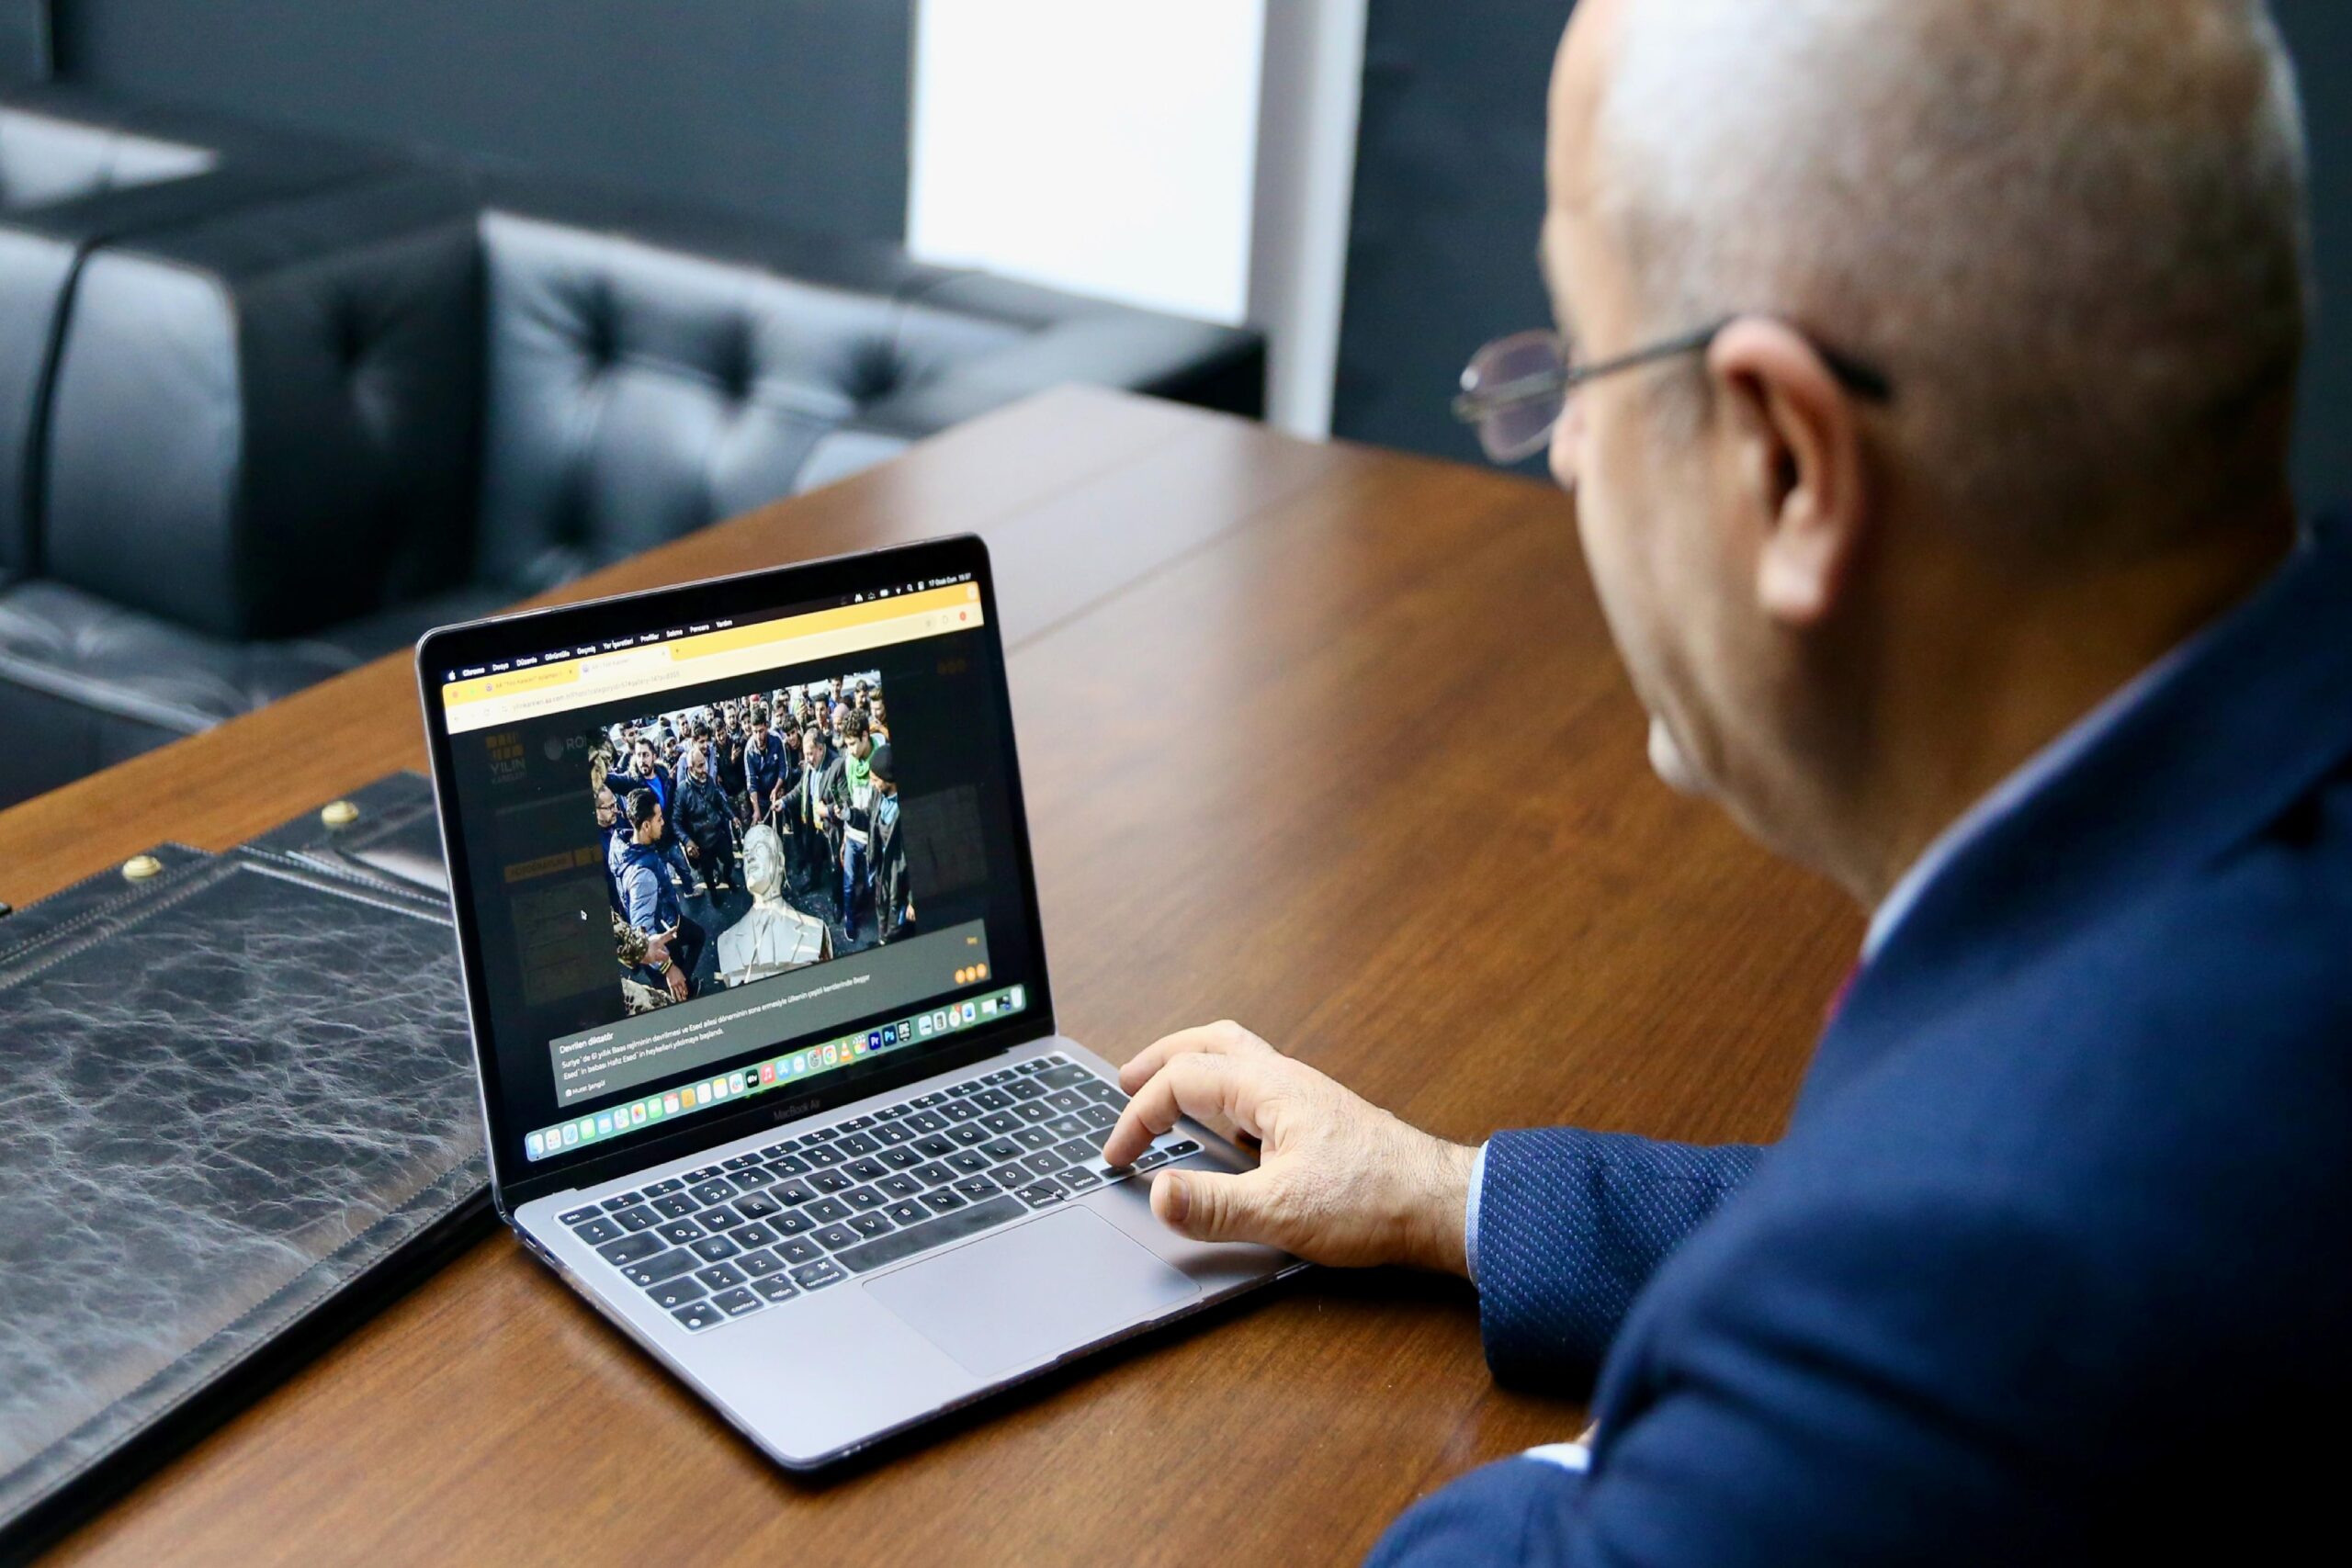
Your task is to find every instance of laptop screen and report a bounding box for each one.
[424,544,1044,1186]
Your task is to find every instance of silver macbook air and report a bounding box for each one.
[416,535,1297,1469]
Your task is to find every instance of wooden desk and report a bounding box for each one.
[7,389,1859,1566]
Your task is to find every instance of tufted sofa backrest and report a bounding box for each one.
[40,175,483,641]
[28,168,1262,645]
[473,204,1019,594]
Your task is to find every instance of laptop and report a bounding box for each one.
[416,534,1299,1469]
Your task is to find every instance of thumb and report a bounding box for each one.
[1150,1168,1265,1246]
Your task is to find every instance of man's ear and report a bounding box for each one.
[1706,319,1871,627]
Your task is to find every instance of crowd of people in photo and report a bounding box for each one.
[588,673,913,1013]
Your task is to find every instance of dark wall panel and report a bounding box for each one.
[50,0,910,243]
[1332,0,1560,468]
[0,0,47,86]
[2276,0,2352,514]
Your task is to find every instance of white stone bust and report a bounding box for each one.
[717,824,832,985]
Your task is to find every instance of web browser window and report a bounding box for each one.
[432,575,1039,1172]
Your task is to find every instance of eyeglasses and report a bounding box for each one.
[1452,317,1895,465]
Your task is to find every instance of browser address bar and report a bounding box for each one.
[445,602,982,733]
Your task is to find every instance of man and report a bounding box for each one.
[614,790,702,1002]
[716,705,749,823]
[606,738,673,816]
[604,739,691,891]
[866,691,890,747]
[672,739,738,895]
[741,704,787,827]
[817,709,877,940]
[761,720,807,884]
[591,778,628,916]
[696,716,729,808]
[775,722,835,896]
[866,743,912,942]
[1105,2,2347,1560]
[766,711,806,810]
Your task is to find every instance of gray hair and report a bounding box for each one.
[1597,0,2311,554]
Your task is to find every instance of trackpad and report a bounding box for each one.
[863,1208,1200,1379]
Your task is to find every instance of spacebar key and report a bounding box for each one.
[834,1196,1026,1273]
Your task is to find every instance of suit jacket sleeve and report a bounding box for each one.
[1476,1128,1759,1386]
[1374,1179,2098,1565]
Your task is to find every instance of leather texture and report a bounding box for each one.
[43,172,485,640]
[0,118,1264,813]
[247,769,454,897]
[471,202,968,591]
[0,85,398,579]
[0,578,362,809]
[469,179,1261,593]
[0,776,488,1560]
[0,88,211,213]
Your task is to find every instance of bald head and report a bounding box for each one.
[1557,0,2309,558]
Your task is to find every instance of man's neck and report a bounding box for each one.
[1843,499,2297,908]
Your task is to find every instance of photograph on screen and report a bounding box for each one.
[588,669,911,1014]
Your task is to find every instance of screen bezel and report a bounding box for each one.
[415,533,1057,1214]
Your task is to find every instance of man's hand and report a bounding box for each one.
[684,840,700,860]
[664,964,690,1002]
[1102,1021,1477,1275]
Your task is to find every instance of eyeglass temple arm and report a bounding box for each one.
[1454,316,1893,422]
[1572,319,1894,401]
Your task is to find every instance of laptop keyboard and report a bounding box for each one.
[551,1054,1200,1334]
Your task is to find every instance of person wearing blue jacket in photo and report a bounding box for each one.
[605,737,673,816]
[1102,1,2349,1560]
[615,789,705,1004]
[742,704,790,826]
[605,737,693,892]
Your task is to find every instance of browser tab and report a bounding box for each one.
[441,585,985,731]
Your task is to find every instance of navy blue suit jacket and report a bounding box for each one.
[1372,524,2352,1563]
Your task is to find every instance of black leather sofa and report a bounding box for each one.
[0,136,1262,809]
[1,88,398,589]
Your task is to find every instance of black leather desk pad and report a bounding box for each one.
[246,771,452,901]
[0,777,488,1559]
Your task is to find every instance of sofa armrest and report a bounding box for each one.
[863,270,1265,438]
[42,172,483,642]
[0,85,400,577]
